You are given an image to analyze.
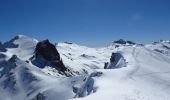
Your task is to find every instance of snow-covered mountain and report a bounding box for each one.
[0,35,170,100]
[146,40,170,56]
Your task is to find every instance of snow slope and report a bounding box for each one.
[72,46,170,100]
[3,35,38,60]
[145,40,170,56]
[0,55,84,100]
[0,35,170,100]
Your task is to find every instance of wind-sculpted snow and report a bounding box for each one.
[73,72,102,98]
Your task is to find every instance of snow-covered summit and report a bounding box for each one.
[2,35,38,60]
[4,35,38,48]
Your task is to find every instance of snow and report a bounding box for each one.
[0,35,170,100]
[72,46,170,100]
[145,40,170,56]
[4,35,38,60]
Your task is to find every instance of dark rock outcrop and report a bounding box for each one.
[104,52,126,69]
[0,54,6,59]
[0,42,7,52]
[104,62,109,69]
[32,93,45,100]
[31,39,69,76]
[81,54,95,59]
[64,42,73,44]
[113,39,136,45]
[35,39,60,61]
[8,55,19,63]
[163,45,170,49]
[3,36,19,48]
[110,52,116,62]
[113,39,126,44]
[126,40,136,45]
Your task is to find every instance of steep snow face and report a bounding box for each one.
[3,35,38,60]
[0,55,92,100]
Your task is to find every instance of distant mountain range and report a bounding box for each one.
[0,35,170,100]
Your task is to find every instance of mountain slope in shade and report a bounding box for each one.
[0,35,170,100]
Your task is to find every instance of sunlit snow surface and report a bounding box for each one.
[73,46,170,100]
[0,35,170,100]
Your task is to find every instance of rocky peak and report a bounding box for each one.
[113,39,136,45]
[32,39,70,76]
[35,39,60,61]
[113,39,126,44]
[3,35,38,49]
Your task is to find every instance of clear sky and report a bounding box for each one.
[0,0,170,47]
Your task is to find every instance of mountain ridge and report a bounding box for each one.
[0,35,170,100]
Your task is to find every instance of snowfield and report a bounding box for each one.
[73,46,170,100]
[0,35,170,100]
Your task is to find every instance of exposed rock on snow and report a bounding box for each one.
[64,42,73,44]
[3,36,19,48]
[1,35,170,100]
[73,71,102,98]
[146,39,170,56]
[31,39,70,76]
[113,39,136,45]
[0,42,6,52]
[104,52,126,69]
[34,39,60,61]
[2,35,38,61]
[32,93,46,100]
[80,54,96,59]
[0,53,6,59]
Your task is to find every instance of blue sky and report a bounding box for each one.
[0,0,170,47]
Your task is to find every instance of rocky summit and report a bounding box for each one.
[113,39,136,45]
[32,39,68,74]
[35,39,60,61]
